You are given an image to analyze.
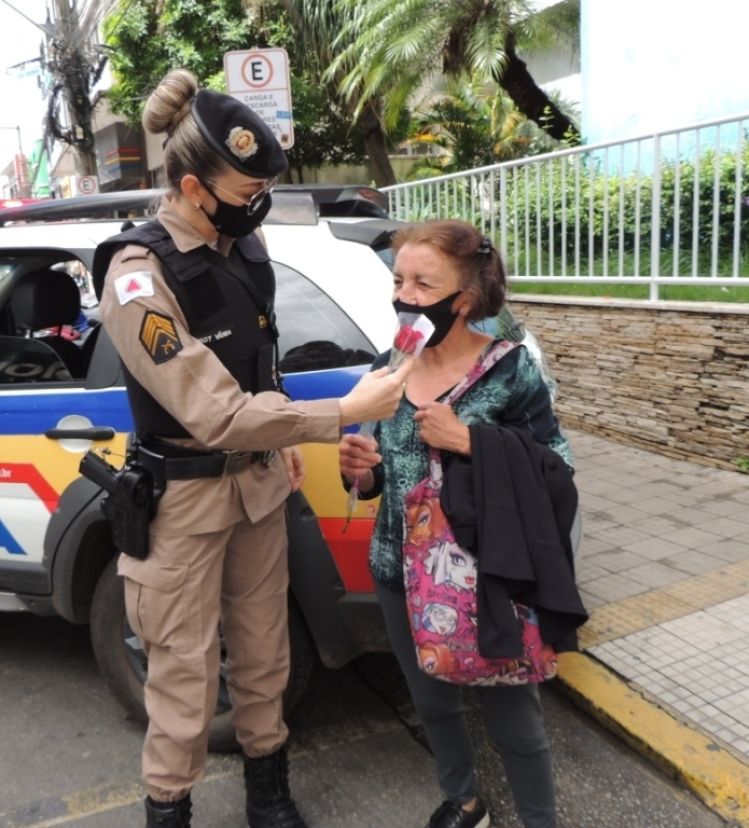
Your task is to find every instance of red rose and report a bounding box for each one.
[394,324,424,355]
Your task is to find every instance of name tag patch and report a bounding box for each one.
[199,328,233,344]
[139,311,183,364]
[115,271,155,305]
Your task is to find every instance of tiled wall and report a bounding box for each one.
[510,297,749,471]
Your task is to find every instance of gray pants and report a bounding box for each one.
[377,584,557,828]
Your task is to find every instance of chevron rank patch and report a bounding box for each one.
[139,311,183,364]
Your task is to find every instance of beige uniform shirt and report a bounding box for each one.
[100,195,341,533]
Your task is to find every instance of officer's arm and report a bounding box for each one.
[100,247,341,452]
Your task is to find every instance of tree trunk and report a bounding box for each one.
[356,100,397,187]
[497,32,581,145]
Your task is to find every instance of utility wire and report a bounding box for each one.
[0,0,48,34]
[60,0,136,56]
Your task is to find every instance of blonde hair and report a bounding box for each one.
[142,69,227,190]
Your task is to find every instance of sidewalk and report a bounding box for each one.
[559,429,749,826]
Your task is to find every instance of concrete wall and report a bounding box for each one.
[510,296,749,471]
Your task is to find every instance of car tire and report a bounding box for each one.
[89,556,316,753]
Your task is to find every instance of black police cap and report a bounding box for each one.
[191,89,288,180]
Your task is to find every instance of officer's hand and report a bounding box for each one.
[339,433,381,488]
[339,361,412,427]
[281,446,305,492]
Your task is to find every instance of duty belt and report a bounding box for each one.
[136,439,274,480]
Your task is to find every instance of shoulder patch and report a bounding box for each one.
[115,271,155,305]
[139,311,183,364]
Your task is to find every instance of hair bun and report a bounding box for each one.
[142,69,199,137]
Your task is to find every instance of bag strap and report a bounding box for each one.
[426,338,520,473]
[443,338,519,406]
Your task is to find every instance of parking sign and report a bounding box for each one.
[77,176,98,195]
[224,48,294,150]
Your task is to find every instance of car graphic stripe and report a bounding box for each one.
[0,464,59,511]
[0,388,133,435]
[282,364,369,402]
[0,367,369,435]
[0,519,23,554]
[317,516,376,593]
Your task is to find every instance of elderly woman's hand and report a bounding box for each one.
[414,402,471,455]
[338,433,382,491]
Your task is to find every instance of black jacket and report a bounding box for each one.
[441,424,588,658]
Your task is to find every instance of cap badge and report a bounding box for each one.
[226,126,258,160]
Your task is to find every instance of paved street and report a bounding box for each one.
[2,427,749,827]
[0,609,727,828]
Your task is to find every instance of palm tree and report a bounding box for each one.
[331,0,580,144]
[248,0,398,185]
[401,76,567,178]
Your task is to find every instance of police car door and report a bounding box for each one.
[0,266,129,596]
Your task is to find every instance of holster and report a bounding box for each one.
[79,451,163,560]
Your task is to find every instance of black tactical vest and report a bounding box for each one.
[93,220,279,439]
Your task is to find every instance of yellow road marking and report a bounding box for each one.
[579,559,749,648]
[2,757,239,828]
[557,652,749,826]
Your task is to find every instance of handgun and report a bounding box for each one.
[79,451,157,560]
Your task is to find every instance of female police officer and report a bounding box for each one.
[94,69,410,828]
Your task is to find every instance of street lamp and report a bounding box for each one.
[0,125,28,197]
[0,125,22,154]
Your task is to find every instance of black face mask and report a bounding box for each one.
[201,187,272,238]
[392,291,462,348]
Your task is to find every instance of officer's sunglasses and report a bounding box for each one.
[212,177,278,214]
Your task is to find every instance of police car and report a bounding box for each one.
[0,187,558,751]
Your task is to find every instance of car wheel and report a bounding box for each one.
[89,556,316,752]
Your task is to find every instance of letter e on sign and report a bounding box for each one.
[243,53,273,88]
[77,176,98,195]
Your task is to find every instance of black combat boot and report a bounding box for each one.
[145,794,192,827]
[243,746,308,827]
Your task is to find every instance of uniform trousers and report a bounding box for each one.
[122,503,290,802]
[376,583,557,828]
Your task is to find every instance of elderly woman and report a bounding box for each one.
[339,220,577,828]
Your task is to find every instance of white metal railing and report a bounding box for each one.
[383,112,749,301]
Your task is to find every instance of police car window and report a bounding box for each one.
[272,262,376,373]
[0,260,99,384]
[0,335,74,384]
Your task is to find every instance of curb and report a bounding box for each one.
[556,652,749,827]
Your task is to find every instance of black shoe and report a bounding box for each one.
[427,798,490,828]
[244,747,308,828]
[145,795,192,828]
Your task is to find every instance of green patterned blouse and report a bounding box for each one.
[366,341,573,590]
